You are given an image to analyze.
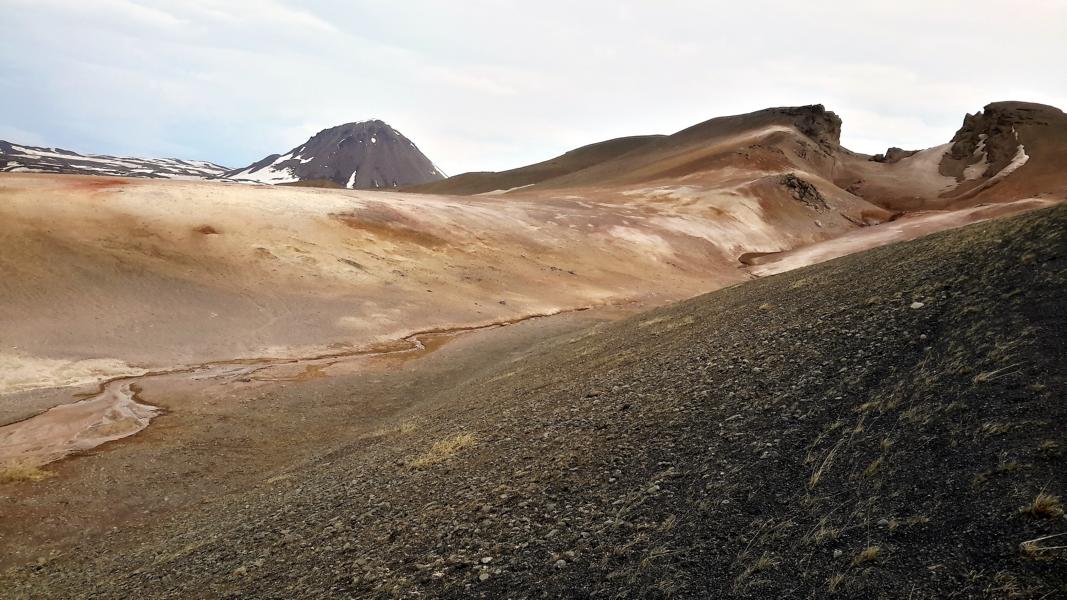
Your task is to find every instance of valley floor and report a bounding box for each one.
[2,206,1064,598]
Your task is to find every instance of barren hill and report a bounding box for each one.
[404,135,663,195]
[415,102,1067,214]
[5,204,1063,599]
[835,101,1067,210]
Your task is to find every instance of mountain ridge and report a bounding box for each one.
[408,101,1067,213]
[0,140,229,179]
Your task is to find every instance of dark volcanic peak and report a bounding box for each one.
[869,147,920,164]
[0,140,229,179]
[672,103,843,150]
[938,101,1064,184]
[223,120,444,189]
[772,104,843,149]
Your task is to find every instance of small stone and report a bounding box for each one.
[479,572,491,582]
[481,557,493,564]
[833,549,843,558]
[554,559,567,569]
[877,518,889,527]
[910,301,925,309]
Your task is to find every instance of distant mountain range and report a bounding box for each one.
[0,120,445,190]
[0,140,229,179]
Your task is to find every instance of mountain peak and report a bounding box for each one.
[224,121,443,189]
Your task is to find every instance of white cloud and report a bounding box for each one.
[1,0,1064,173]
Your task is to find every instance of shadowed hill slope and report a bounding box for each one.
[7,206,1064,598]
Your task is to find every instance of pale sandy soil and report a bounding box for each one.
[0,172,867,384]
[747,198,1060,277]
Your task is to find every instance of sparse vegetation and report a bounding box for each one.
[1019,533,1067,560]
[827,573,846,593]
[862,457,883,477]
[0,462,53,484]
[973,363,1023,384]
[361,420,417,439]
[409,432,478,468]
[1020,491,1064,519]
[736,551,777,585]
[852,545,881,566]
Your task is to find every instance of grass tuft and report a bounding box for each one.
[1020,491,1064,518]
[409,432,478,468]
[0,461,54,484]
[362,420,417,439]
[852,545,881,566]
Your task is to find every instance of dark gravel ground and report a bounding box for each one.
[4,206,1065,599]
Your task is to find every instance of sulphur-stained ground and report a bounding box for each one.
[0,172,873,396]
[3,205,1064,598]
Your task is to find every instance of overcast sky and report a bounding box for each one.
[2,0,1065,174]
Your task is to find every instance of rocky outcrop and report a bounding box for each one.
[775,104,842,150]
[941,104,1027,180]
[779,172,829,210]
[870,147,919,163]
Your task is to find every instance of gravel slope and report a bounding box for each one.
[5,206,1065,599]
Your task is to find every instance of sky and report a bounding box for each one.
[2,0,1065,175]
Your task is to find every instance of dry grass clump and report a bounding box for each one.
[409,432,478,468]
[863,457,883,478]
[0,461,53,484]
[1020,491,1064,518]
[735,552,777,586]
[852,545,881,566]
[826,573,846,593]
[362,420,417,439]
[1019,533,1067,560]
